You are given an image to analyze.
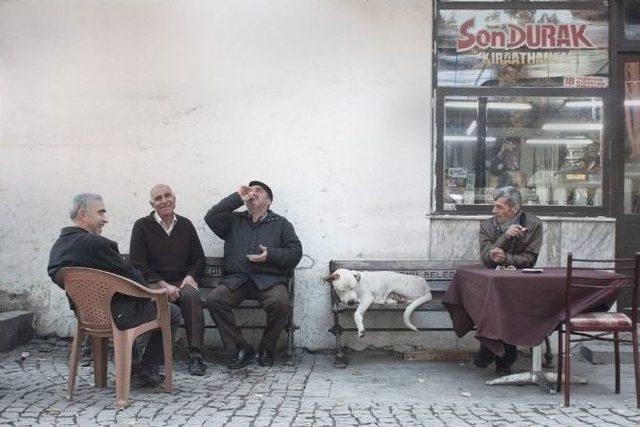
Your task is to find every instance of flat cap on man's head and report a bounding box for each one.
[249,180,273,201]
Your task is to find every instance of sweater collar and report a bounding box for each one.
[153,211,178,235]
[243,210,277,224]
[60,226,89,237]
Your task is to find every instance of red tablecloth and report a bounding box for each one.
[442,266,631,356]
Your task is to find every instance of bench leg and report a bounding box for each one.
[328,308,347,369]
[285,322,296,366]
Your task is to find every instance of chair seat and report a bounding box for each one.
[570,312,632,331]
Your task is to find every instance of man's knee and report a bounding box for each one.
[179,285,202,307]
[205,286,231,313]
[264,293,290,317]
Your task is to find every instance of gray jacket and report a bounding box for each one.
[204,193,302,289]
[479,211,543,269]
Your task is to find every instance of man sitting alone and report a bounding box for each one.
[475,185,543,374]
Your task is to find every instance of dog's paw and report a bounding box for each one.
[358,330,366,338]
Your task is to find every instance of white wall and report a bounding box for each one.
[0,0,433,349]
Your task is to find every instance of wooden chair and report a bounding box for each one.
[60,267,173,408]
[556,253,640,408]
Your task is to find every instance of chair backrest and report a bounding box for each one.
[566,252,640,325]
[60,267,155,334]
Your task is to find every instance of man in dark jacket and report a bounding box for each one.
[48,193,181,387]
[129,184,207,376]
[475,186,543,375]
[204,181,302,369]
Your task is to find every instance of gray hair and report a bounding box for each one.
[70,193,102,220]
[493,186,522,207]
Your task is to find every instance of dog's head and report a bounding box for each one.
[323,268,361,305]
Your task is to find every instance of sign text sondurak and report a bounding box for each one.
[457,18,596,52]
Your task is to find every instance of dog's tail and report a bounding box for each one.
[403,293,432,331]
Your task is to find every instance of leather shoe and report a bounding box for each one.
[258,348,274,367]
[495,344,517,375]
[472,344,495,368]
[189,354,206,376]
[227,346,255,370]
[136,365,163,387]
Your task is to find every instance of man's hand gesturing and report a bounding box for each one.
[237,185,252,202]
[247,245,268,263]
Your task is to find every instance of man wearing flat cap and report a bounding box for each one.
[204,181,302,369]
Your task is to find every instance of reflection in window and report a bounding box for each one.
[624,62,640,214]
[625,0,640,40]
[443,96,603,207]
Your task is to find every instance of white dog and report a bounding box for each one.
[324,268,432,337]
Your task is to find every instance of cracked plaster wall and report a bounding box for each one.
[0,0,440,350]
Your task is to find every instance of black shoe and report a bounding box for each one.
[227,346,255,370]
[494,363,512,375]
[472,344,495,368]
[258,348,274,367]
[189,354,206,376]
[137,365,163,387]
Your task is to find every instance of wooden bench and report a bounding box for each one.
[123,255,298,362]
[327,260,553,368]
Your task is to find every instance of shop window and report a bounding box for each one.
[443,96,603,208]
[435,1,609,213]
[624,0,640,40]
[624,61,640,214]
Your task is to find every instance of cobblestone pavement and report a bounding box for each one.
[1,338,640,426]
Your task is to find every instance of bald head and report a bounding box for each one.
[149,184,176,219]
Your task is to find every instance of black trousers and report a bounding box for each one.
[205,281,289,353]
[113,299,182,368]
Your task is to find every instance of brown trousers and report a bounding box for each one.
[205,281,289,353]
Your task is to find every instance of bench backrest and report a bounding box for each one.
[122,254,294,291]
[329,260,477,306]
[200,257,226,288]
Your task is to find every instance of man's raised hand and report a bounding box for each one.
[237,185,252,202]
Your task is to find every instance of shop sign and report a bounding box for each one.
[457,19,596,52]
[436,9,609,87]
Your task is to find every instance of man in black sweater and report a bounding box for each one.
[129,184,207,376]
[204,181,302,369]
[48,193,181,387]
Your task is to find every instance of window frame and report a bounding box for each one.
[617,0,640,49]
[433,0,613,215]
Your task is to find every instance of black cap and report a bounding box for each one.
[248,180,273,201]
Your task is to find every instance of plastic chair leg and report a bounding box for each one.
[67,328,84,400]
[161,325,173,393]
[92,336,108,388]
[113,331,133,408]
